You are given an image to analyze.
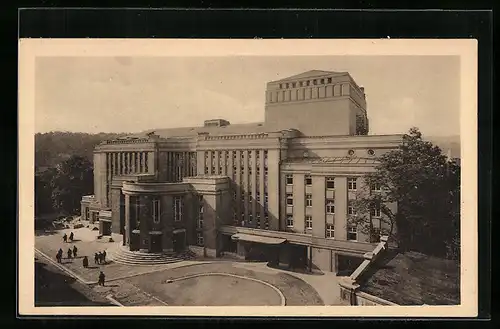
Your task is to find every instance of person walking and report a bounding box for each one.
[94,253,99,265]
[67,248,72,260]
[82,256,89,268]
[98,271,105,286]
[63,233,67,243]
[102,250,107,264]
[69,232,74,242]
[72,245,78,258]
[55,252,61,263]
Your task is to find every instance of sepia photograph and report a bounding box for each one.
[19,39,477,317]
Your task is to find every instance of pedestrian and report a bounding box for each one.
[58,248,63,257]
[73,245,78,258]
[82,256,89,268]
[98,252,103,264]
[55,252,60,263]
[63,233,67,243]
[102,250,107,264]
[94,253,99,264]
[98,271,105,286]
[67,248,72,260]
[69,232,74,242]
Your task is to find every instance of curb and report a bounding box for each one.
[35,248,94,285]
[106,294,124,306]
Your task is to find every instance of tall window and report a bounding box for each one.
[326,199,335,214]
[285,174,293,185]
[305,175,312,186]
[326,177,335,189]
[286,193,294,206]
[305,215,313,230]
[347,225,358,241]
[197,232,204,246]
[174,196,183,221]
[286,215,294,227]
[326,224,335,238]
[371,204,381,218]
[152,198,160,223]
[348,177,357,191]
[305,194,313,207]
[198,196,204,229]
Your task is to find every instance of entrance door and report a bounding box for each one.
[150,234,163,253]
[173,231,186,253]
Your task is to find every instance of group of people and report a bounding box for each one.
[55,245,78,263]
[94,251,107,265]
[62,232,75,243]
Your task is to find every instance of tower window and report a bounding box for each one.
[305,175,312,186]
[286,215,294,227]
[305,215,312,229]
[326,177,335,189]
[305,194,312,207]
[326,200,335,214]
[285,174,293,185]
[348,178,357,191]
[326,224,335,238]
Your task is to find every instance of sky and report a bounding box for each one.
[35,55,460,137]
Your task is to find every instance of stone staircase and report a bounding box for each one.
[107,245,196,266]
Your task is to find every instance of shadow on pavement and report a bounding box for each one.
[35,259,112,307]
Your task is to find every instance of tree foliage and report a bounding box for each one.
[349,127,461,259]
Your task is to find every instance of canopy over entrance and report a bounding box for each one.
[231,233,286,245]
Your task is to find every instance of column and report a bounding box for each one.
[208,151,213,175]
[267,149,280,231]
[294,173,305,232]
[259,150,265,229]
[243,150,250,225]
[215,151,220,175]
[311,174,326,238]
[124,194,131,246]
[236,150,242,224]
[335,177,348,240]
[251,149,257,228]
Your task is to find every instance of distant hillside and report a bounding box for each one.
[426,135,461,158]
[35,132,130,170]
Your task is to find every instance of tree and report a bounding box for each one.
[349,127,461,259]
[35,167,57,217]
[50,155,94,215]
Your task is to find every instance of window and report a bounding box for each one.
[211,167,216,174]
[218,167,223,174]
[256,192,261,202]
[327,77,332,83]
[174,196,183,221]
[285,83,289,88]
[305,215,313,229]
[348,178,357,191]
[299,81,303,87]
[326,200,335,214]
[326,224,335,238]
[264,193,268,206]
[348,204,357,216]
[305,194,312,207]
[204,167,209,174]
[292,82,296,88]
[305,175,312,186]
[279,84,283,89]
[320,78,324,84]
[313,79,317,85]
[326,177,335,189]
[371,204,381,218]
[248,214,253,224]
[152,198,160,223]
[85,207,90,220]
[286,215,294,227]
[256,213,261,227]
[264,150,268,158]
[197,232,204,246]
[286,193,294,206]
[264,167,269,177]
[286,174,293,185]
[371,182,382,192]
[306,80,310,86]
[264,215,269,229]
[347,226,358,241]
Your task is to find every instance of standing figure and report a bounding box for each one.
[102,250,107,264]
[69,232,74,242]
[67,248,72,260]
[55,252,61,263]
[98,271,105,286]
[72,245,78,258]
[94,253,99,264]
[98,252,103,264]
[82,256,89,268]
[63,234,68,243]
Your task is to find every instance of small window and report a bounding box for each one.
[326,177,335,189]
[371,204,381,218]
[299,81,303,87]
[371,182,382,192]
[368,149,375,156]
[326,224,335,238]
[326,199,335,214]
[306,80,310,86]
[327,77,332,83]
[320,78,325,84]
[305,215,313,229]
[279,84,283,89]
[292,82,296,88]
[347,226,358,241]
[264,194,269,205]
[286,215,294,227]
[348,178,357,191]
[348,204,357,216]
[256,192,261,202]
[313,80,317,85]
[197,232,204,246]
[305,194,312,207]
[174,196,183,221]
[348,149,355,156]
[286,174,293,185]
[286,193,294,206]
[305,175,312,186]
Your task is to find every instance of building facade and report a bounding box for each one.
[81,70,402,273]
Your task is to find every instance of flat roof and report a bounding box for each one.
[231,233,286,245]
[285,156,380,165]
[359,250,460,305]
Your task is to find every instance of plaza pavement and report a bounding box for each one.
[35,226,342,306]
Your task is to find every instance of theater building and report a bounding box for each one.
[81,70,402,273]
